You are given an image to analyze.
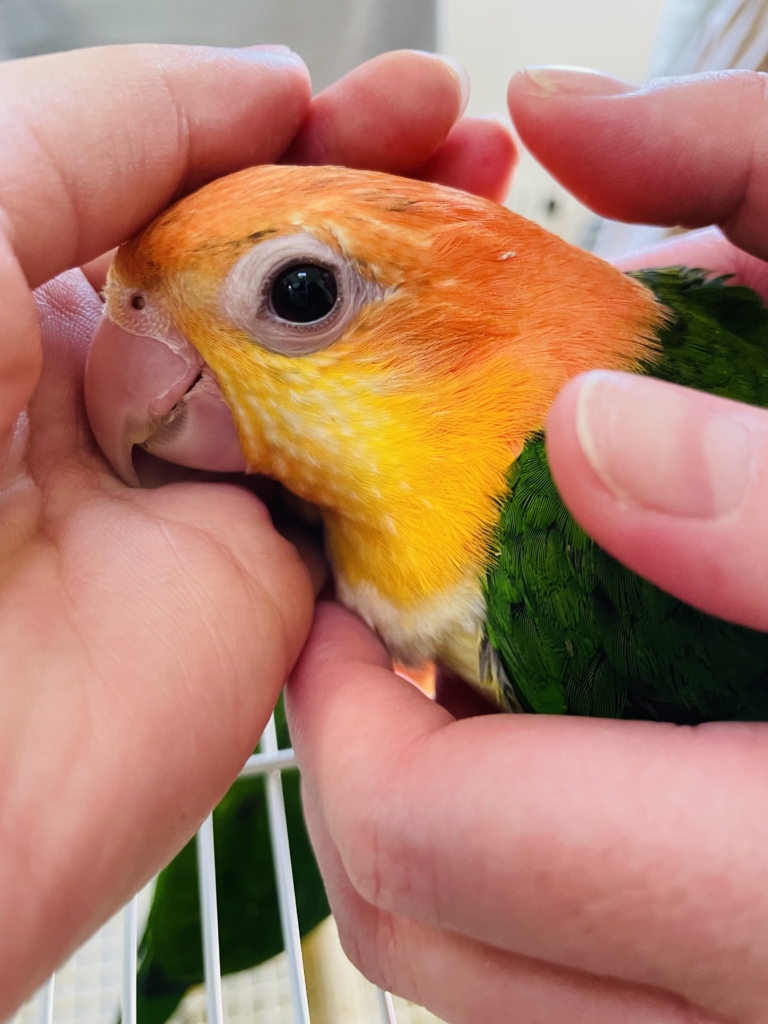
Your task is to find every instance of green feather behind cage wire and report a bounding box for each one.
[133,699,329,1024]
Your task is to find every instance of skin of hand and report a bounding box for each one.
[0,43,516,1018]
[286,69,768,1024]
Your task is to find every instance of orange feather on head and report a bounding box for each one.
[104,164,663,672]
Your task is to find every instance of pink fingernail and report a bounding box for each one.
[225,45,305,68]
[244,44,293,54]
[414,52,471,118]
[436,54,471,117]
[522,65,638,97]
[575,371,753,519]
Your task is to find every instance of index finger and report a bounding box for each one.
[287,603,768,1024]
[507,68,768,263]
[0,44,311,289]
[0,44,309,448]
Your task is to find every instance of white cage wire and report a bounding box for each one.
[20,712,420,1024]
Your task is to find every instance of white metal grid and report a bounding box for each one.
[32,712,399,1024]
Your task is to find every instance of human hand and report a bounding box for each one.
[0,44,515,1017]
[509,67,768,632]
[286,70,768,1024]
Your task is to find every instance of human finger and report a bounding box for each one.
[596,228,768,623]
[507,67,768,262]
[283,50,468,173]
[300,791,702,1024]
[0,44,310,288]
[546,371,768,630]
[0,269,317,1012]
[79,81,516,307]
[0,45,309,450]
[78,67,514,300]
[80,250,116,294]
[287,604,768,1023]
[413,115,517,202]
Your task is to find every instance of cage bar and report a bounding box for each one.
[261,714,311,1024]
[31,730,402,1024]
[37,975,54,1024]
[238,748,297,778]
[196,814,225,1024]
[376,988,398,1024]
[122,895,138,1024]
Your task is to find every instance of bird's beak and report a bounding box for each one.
[84,313,247,486]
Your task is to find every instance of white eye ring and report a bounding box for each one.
[219,233,384,356]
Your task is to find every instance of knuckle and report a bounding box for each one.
[337,753,441,921]
[333,900,404,995]
[341,815,389,908]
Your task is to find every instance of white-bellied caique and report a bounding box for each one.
[85,165,768,722]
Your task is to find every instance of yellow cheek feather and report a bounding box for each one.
[181,308,523,609]
[180,266,660,616]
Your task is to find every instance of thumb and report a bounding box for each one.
[546,371,768,631]
[508,67,768,262]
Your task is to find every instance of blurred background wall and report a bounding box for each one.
[3,1,768,245]
[0,0,664,247]
[440,0,666,241]
[0,0,436,89]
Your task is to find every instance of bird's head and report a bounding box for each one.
[86,165,662,610]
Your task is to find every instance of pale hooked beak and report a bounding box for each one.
[84,314,247,486]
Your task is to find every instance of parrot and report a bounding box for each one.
[85,162,768,722]
[133,698,329,1024]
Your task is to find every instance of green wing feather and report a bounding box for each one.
[484,269,768,722]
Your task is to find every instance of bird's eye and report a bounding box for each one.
[270,264,338,323]
[220,234,386,357]
[131,294,146,310]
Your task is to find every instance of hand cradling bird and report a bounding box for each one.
[85,164,768,723]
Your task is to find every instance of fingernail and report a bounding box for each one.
[225,45,305,67]
[417,52,471,117]
[575,371,753,518]
[522,65,637,97]
[244,44,293,54]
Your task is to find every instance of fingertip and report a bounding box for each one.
[614,228,768,304]
[414,115,518,202]
[545,373,594,505]
[507,68,768,260]
[0,231,43,438]
[300,601,392,673]
[547,371,768,632]
[80,249,116,294]
[1,44,314,285]
[283,50,469,173]
[420,52,470,118]
[286,602,389,737]
[286,600,450,781]
[506,67,649,222]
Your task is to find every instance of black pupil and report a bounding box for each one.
[271,264,338,324]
